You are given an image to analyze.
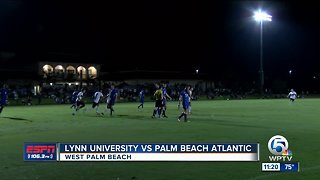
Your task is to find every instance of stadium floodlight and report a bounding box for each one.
[196,69,199,74]
[254,11,272,22]
[253,10,272,95]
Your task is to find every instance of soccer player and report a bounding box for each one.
[0,84,8,115]
[106,85,118,116]
[188,86,193,114]
[138,88,145,109]
[152,84,163,118]
[288,89,297,102]
[178,86,190,122]
[91,89,104,115]
[161,83,172,118]
[70,89,78,109]
[74,89,86,114]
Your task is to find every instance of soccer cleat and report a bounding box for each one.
[163,115,168,118]
[177,119,180,122]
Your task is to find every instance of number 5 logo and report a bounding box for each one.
[268,135,289,155]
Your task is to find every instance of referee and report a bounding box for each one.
[152,84,163,118]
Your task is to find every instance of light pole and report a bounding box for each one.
[254,10,272,95]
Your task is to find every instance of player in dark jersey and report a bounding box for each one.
[0,84,8,115]
[178,86,190,122]
[187,86,193,114]
[138,89,145,109]
[152,84,163,118]
[107,85,118,116]
[70,89,78,109]
[161,84,172,118]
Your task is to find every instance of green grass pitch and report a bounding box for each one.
[0,99,319,180]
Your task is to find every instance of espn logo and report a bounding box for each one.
[24,143,57,161]
[26,145,56,153]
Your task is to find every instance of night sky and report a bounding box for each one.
[1,1,320,89]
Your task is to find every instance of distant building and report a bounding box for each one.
[38,62,101,82]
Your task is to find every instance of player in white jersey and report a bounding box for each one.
[72,89,86,115]
[75,89,86,111]
[288,89,297,102]
[92,90,104,115]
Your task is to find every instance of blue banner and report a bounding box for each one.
[59,143,258,153]
[280,162,299,172]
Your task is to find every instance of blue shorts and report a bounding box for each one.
[108,100,115,106]
[162,99,167,106]
[1,100,7,106]
[182,102,189,110]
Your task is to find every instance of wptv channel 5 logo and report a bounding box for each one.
[268,135,293,161]
[24,143,57,161]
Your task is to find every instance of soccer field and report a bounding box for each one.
[0,99,319,180]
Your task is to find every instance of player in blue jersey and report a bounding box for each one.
[107,85,118,116]
[70,89,78,109]
[178,86,190,122]
[138,88,145,109]
[0,84,8,115]
[161,83,172,118]
[188,86,193,114]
